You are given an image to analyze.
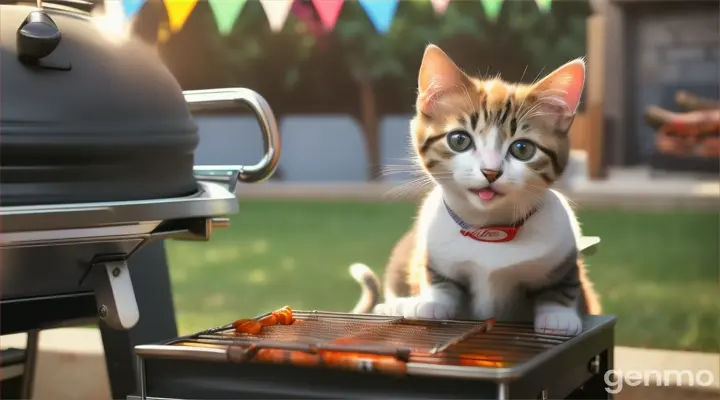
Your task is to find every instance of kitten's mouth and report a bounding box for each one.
[469,187,502,201]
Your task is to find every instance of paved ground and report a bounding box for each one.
[3,329,719,399]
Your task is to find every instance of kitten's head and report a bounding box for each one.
[410,44,585,213]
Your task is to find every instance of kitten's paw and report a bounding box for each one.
[534,307,583,336]
[373,297,454,320]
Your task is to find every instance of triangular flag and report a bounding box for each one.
[430,0,450,15]
[480,0,503,21]
[311,0,344,31]
[99,0,132,37]
[358,0,398,34]
[163,0,198,32]
[208,0,247,35]
[535,0,552,13]
[259,0,294,32]
[121,0,145,18]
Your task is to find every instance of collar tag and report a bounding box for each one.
[460,226,518,243]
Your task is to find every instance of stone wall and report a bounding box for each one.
[634,6,720,160]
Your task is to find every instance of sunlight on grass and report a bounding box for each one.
[167,200,719,352]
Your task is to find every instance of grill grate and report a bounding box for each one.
[168,311,573,373]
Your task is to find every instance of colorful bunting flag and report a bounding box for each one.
[100,0,133,37]
[358,0,398,34]
[430,0,450,15]
[121,0,145,19]
[116,0,549,38]
[259,0,294,32]
[535,0,552,13]
[163,0,198,32]
[480,0,503,21]
[311,0,344,31]
[208,0,247,35]
[292,1,324,38]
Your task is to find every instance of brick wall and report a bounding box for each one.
[633,8,719,160]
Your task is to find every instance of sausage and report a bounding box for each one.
[233,319,263,335]
[258,314,278,326]
[234,306,296,334]
[260,306,295,326]
[273,306,295,325]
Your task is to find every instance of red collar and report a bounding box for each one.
[443,201,538,243]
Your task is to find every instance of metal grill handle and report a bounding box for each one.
[185,88,281,192]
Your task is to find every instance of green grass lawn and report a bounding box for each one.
[166,199,719,352]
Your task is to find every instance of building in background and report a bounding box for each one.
[596,0,719,175]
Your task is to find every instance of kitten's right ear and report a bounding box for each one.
[417,45,467,116]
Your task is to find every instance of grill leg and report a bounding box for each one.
[20,330,39,399]
[99,242,178,400]
[0,331,39,400]
[497,382,510,400]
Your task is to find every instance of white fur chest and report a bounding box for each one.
[422,189,579,320]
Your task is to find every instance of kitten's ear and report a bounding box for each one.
[531,58,586,114]
[417,45,468,115]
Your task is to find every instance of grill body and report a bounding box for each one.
[131,312,616,400]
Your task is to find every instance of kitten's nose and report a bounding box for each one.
[481,168,503,183]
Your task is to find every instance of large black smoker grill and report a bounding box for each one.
[0,1,281,398]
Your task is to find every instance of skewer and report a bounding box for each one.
[429,318,496,355]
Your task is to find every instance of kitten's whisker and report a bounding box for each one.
[531,67,546,86]
[381,166,426,174]
[520,65,529,83]
[518,102,543,122]
[384,156,421,163]
[384,178,432,200]
[382,163,423,169]
[461,85,476,113]
[380,171,426,178]
[384,174,452,200]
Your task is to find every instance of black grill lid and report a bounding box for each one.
[0,2,199,206]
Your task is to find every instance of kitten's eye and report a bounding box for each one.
[509,139,536,161]
[446,131,474,152]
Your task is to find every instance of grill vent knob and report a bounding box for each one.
[16,10,61,62]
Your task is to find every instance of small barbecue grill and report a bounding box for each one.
[130,311,616,400]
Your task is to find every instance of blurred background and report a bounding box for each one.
[117,0,718,354]
[5,0,718,398]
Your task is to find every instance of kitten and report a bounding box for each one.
[349,44,601,336]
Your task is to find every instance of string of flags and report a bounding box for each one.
[117,0,554,38]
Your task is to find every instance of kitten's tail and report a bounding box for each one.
[349,263,382,314]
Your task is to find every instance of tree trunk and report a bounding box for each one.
[357,75,381,180]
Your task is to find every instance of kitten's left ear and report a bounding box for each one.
[531,58,586,114]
